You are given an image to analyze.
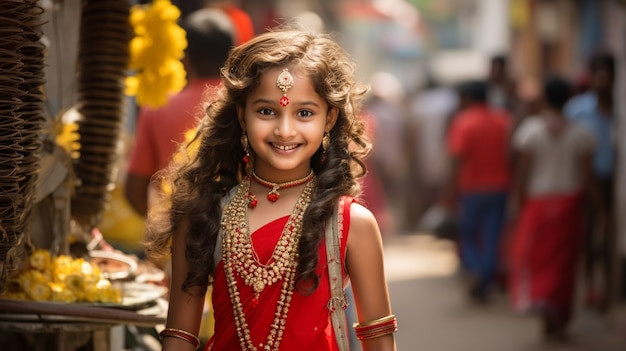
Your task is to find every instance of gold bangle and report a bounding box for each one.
[159,327,200,349]
[353,314,396,328]
[353,314,398,341]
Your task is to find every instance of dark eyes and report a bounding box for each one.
[259,108,274,115]
[297,110,313,118]
[257,109,314,118]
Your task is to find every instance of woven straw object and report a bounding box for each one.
[71,0,130,228]
[0,0,46,291]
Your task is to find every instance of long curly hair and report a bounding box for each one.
[144,29,371,295]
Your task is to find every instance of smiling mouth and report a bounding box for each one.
[272,143,299,151]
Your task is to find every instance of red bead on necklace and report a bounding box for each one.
[250,170,315,204]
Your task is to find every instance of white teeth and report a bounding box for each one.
[273,144,297,151]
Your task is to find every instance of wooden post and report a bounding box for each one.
[609,1,626,314]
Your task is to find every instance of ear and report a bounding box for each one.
[325,106,339,132]
[237,105,246,130]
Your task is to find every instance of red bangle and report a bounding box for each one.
[159,328,200,349]
[353,314,398,340]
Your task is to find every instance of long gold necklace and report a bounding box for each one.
[222,176,314,351]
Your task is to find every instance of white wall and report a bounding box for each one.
[471,0,511,56]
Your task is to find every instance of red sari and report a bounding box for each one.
[206,198,352,351]
[508,191,585,322]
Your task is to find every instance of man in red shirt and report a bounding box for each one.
[444,80,512,302]
[125,8,235,217]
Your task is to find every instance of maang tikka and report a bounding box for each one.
[276,68,294,107]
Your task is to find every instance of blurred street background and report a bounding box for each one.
[99,0,626,350]
[383,234,625,350]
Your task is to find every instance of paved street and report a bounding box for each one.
[382,234,626,351]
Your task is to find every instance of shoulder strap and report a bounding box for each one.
[214,186,239,268]
[326,201,350,351]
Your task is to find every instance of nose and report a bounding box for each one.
[274,114,296,138]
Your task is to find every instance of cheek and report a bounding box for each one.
[308,125,326,144]
[245,121,273,144]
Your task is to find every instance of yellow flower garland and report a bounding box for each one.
[125,0,187,108]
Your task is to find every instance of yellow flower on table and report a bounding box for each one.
[52,255,74,282]
[0,250,122,304]
[84,279,122,304]
[50,282,77,303]
[29,249,52,271]
[17,271,52,301]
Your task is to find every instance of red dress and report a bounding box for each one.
[508,192,585,322]
[207,197,352,351]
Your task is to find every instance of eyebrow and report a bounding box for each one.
[250,98,321,108]
[250,98,274,105]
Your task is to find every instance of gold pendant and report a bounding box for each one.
[253,279,265,293]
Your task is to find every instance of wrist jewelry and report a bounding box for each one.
[353,314,398,340]
[159,328,200,349]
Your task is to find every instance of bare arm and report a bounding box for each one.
[440,156,460,209]
[581,153,608,233]
[161,223,206,351]
[346,203,397,351]
[124,172,151,217]
[509,151,531,222]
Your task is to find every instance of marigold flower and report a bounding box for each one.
[52,255,74,282]
[29,249,52,271]
[26,281,52,302]
[126,0,187,108]
[4,250,122,304]
[55,122,81,158]
[84,279,122,304]
[50,282,77,303]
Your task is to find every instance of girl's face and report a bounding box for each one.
[238,66,337,181]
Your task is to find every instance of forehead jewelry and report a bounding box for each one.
[276,68,294,107]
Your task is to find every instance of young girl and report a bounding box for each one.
[145,29,397,351]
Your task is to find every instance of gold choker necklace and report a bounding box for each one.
[222,176,314,351]
[249,170,315,205]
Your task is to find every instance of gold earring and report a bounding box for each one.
[322,131,330,151]
[241,131,250,163]
[321,131,330,161]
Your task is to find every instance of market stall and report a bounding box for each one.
[0,1,167,350]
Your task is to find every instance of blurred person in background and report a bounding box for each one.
[210,0,254,45]
[512,76,542,123]
[409,75,459,232]
[125,8,235,217]
[563,52,615,313]
[486,54,517,113]
[173,0,254,45]
[360,109,394,237]
[443,80,512,303]
[507,76,601,340]
[364,72,411,234]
